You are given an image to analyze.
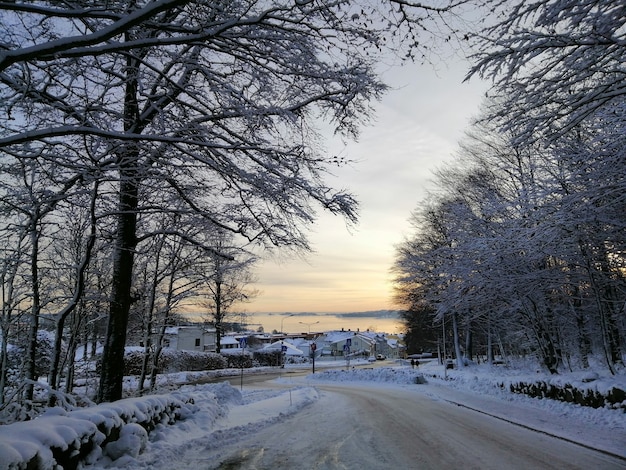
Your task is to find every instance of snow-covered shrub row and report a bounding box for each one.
[223,353,253,369]
[506,381,626,411]
[0,390,197,469]
[422,363,626,412]
[121,348,228,375]
[253,350,283,367]
[308,368,427,384]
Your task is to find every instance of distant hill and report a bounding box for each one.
[334,310,400,319]
[262,310,401,319]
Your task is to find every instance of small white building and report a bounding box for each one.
[317,330,376,357]
[219,335,242,351]
[163,326,216,352]
[263,340,305,357]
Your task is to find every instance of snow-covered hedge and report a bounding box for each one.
[309,368,427,384]
[423,363,626,412]
[123,349,228,375]
[253,350,282,367]
[0,391,196,469]
[506,380,626,411]
[223,353,253,369]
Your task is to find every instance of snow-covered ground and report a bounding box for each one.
[1,358,624,469]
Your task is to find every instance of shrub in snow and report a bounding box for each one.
[110,348,229,376]
[223,353,253,369]
[0,390,197,469]
[162,349,227,373]
[4,330,58,382]
[508,380,625,411]
[103,423,148,460]
[253,350,282,367]
[285,355,308,364]
[310,368,427,385]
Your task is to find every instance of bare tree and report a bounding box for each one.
[394,94,626,374]
[46,182,99,405]
[468,0,626,142]
[1,1,468,402]
[197,230,258,353]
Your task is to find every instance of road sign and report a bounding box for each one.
[346,338,352,346]
[239,337,247,348]
[281,345,288,352]
[343,344,350,352]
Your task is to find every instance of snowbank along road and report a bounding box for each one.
[192,379,625,470]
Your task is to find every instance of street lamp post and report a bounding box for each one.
[280,313,295,334]
[299,321,320,375]
[299,320,319,334]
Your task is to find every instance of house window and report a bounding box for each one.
[195,338,200,347]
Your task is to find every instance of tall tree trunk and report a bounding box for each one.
[486,312,493,364]
[603,283,623,368]
[139,251,161,393]
[0,258,20,405]
[576,311,591,369]
[97,173,139,403]
[579,239,620,374]
[523,299,560,374]
[570,290,591,369]
[215,281,222,353]
[0,324,9,405]
[48,182,98,405]
[97,43,141,403]
[149,261,177,391]
[65,314,80,394]
[25,218,41,401]
[464,316,472,361]
[451,313,463,368]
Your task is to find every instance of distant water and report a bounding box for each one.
[241,311,404,334]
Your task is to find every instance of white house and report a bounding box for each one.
[263,340,305,357]
[219,335,242,352]
[317,330,376,357]
[163,326,216,352]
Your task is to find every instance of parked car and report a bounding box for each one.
[376,354,386,360]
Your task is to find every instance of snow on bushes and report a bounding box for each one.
[122,348,228,375]
[253,350,283,367]
[421,362,626,412]
[506,380,626,411]
[309,367,427,385]
[222,353,253,369]
[0,383,239,470]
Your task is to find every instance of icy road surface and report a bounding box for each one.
[208,382,623,470]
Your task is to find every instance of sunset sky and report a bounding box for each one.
[249,57,489,314]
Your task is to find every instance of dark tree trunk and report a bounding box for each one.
[97,43,141,403]
[215,281,222,353]
[25,219,41,401]
[97,174,139,403]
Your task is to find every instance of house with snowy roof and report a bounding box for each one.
[316,330,376,357]
[262,339,305,357]
[162,326,216,352]
[358,331,402,359]
[219,335,245,354]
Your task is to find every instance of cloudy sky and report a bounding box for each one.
[249,56,490,314]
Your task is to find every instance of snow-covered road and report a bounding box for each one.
[206,381,624,470]
[78,362,625,469]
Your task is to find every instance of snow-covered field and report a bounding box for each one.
[1,359,624,469]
